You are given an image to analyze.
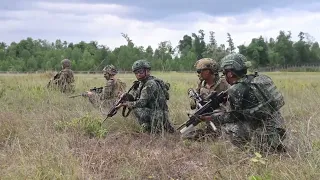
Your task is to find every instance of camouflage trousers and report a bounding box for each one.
[62,84,75,93]
[48,83,75,94]
[222,116,286,153]
[132,108,175,134]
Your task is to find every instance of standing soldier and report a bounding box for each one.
[86,65,126,112]
[47,59,75,93]
[116,59,175,134]
[184,58,230,141]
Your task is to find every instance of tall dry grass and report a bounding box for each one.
[0,72,319,179]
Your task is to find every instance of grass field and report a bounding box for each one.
[0,71,320,179]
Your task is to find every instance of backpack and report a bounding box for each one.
[152,77,170,100]
[134,77,170,100]
[245,73,285,111]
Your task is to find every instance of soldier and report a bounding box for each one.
[193,58,229,104]
[116,59,175,134]
[47,59,75,93]
[86,65,126,111]
[184,58,229,141]
[201,53,286,153]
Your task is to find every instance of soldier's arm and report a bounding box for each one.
[100,79,114,100]
[69,71,75,83]
[126,81,155,109]
[211,85,245,124]
[117,79,127,96]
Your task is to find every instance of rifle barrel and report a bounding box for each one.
[68,94,83,98]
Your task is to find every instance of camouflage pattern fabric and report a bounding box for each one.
[185,75,230,141]
[48,68,75,93]
[132,59,151,72]
[103,64,118,75]
[194,58,219,72]
[88,78,126,112]
[220,53,252,71]
[211,75,286,153]
[197,76,230,100]
[127,76,174,134]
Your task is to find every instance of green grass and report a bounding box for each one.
[0,71,319,179]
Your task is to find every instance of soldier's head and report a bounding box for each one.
[220,53,251,84]
[102,64,118,80]
[194,58,219,81]
[61,59,71,69]
[131,59,151,81]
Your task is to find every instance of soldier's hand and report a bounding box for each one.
[86,91,93,97]
[118,92,126,98]
[115,102,128,109]
[199,115,212,121]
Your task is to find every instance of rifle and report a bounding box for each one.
[177,90,228,135]
[102,81,139,122]
[68,87,103,98]
[188,88,205,109]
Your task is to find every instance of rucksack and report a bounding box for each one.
[134,76,170,100]
[153,77,170,100]
[245,73,285,112]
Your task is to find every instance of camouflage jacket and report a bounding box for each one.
[49,68,75,93]
[88,78,126,109]
[190,75,229,109]
[100,78,126,100]
[127,76,168,111]
[212,75,284,128]
[197,75,230,100]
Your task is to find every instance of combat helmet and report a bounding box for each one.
[103,64,118,75]
[61,59,71,68]
[194,58,219,72]
[132,59,151,72]
[220,53,251,71]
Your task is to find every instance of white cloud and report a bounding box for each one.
[0,1,320,51]
[34,2,137,15]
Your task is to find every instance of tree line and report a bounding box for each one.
[0,30,320,72]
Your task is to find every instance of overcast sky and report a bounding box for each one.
[1,0,319,50]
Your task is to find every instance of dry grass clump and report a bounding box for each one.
[0,72,319,179]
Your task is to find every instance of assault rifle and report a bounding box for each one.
[68,87,103,98]
[188,88,205,109]
[102,81,139,122]
[177,90,228,135]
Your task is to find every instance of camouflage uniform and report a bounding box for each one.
[194,58,230,102]
[211,53,286,152]
[186,58,229,140]
[89,65,126,111]
[126,60,175,134]
[48,59,75,93]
